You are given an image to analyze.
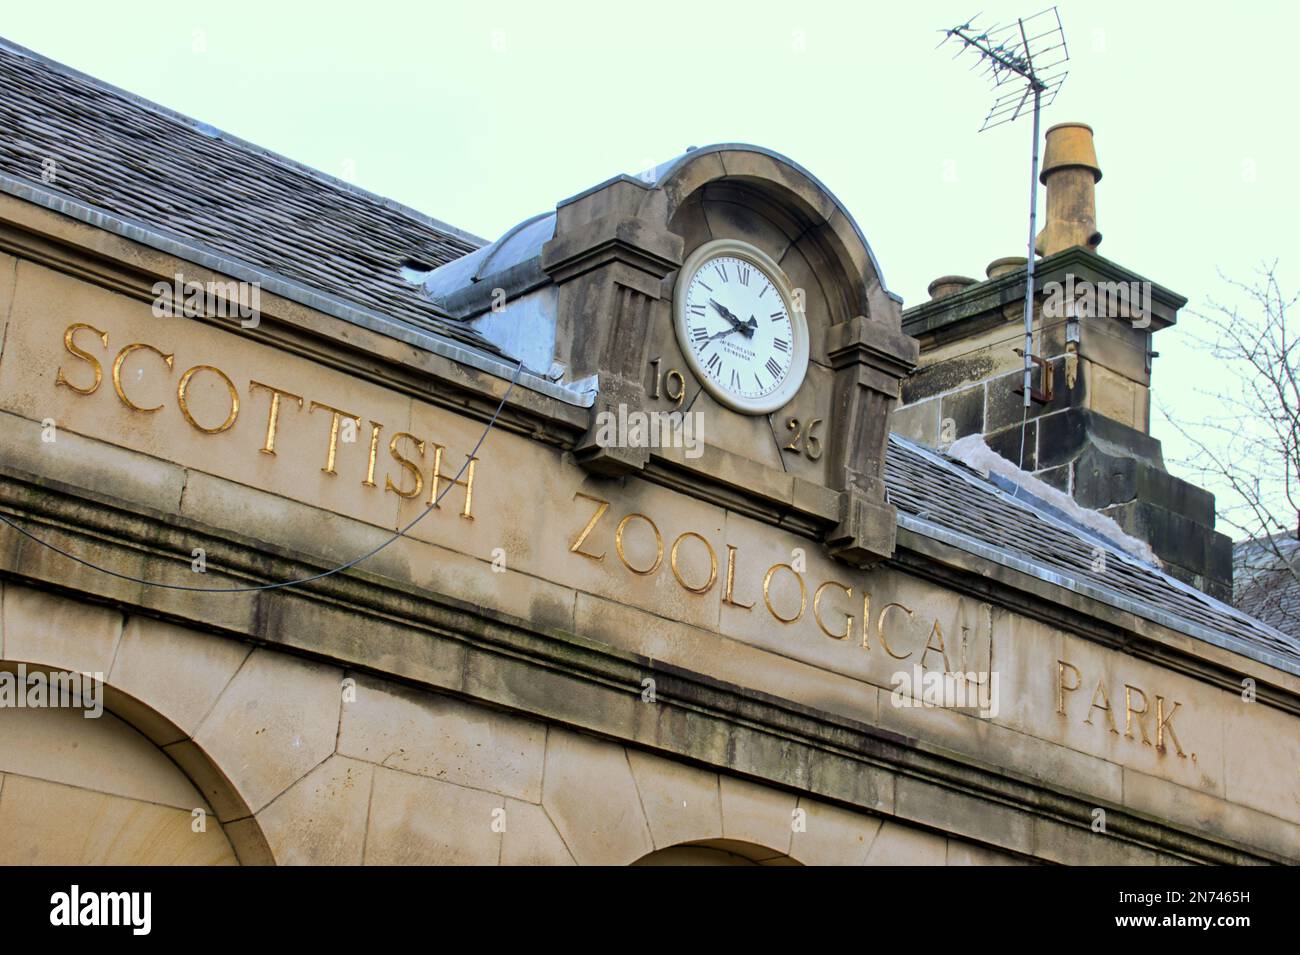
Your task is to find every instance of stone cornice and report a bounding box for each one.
[893,526,1300,712]
[0,462,1290,865]
[0,203,1291,705]
[903,247,1187,342]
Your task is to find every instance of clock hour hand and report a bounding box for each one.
[709,298,744,331]
[709,298,756,339]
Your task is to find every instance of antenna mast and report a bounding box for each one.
[939,8,1069,469]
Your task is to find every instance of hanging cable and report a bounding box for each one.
[0,360,525,594]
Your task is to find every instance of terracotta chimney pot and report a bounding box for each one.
[1035,122,1102,257]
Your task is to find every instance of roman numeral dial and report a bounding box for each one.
[678,249,802,408]
[674,240,809,416]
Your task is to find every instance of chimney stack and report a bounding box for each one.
[1035,122,1102,257]
[894,121,1235,599]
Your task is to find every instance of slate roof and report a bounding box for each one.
[0,38,496,353]
[887,434,1300,671]
[1233,536,1300,641]
[1,38,1296,675]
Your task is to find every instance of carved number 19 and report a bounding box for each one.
[649,358,686,409]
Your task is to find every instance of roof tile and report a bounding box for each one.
[0,40,497,353]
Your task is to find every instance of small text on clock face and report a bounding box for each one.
[683,255,794,400]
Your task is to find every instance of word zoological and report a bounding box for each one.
[566,491,995,676]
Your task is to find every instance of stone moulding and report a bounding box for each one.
[901,246,1187,343]
[0,463,1286,865]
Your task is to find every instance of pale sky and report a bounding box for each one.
[5,1,1296,525]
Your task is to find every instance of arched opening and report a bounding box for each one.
[632,839,804,866]
[0,661,250,864]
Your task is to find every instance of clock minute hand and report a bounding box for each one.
[708,298,745,332]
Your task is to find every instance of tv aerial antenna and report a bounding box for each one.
[938,8,1069,468]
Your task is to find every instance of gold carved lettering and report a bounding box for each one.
[385,432,425,499]
[920,619,951,671]
[877,602,915,659]
[670,532,717,594]
[813,580,853,640]
[112,343,174,413]
[309,401,361,475]
[248,380,303,455]
[1155,696,1187,757]
[177,364,239,434]
[49,326,497,531]
[1084,680,1119,734]
[363,422,384,487]
[1124,684,1152,745]
[762,563,806,624]
[1056,660,1081,715]
[55,323,108,396]
[1059,664,1193,756]
[428,443,476,519]
[722,545,754,610]
[569,493,609,561]
[615,513,663,576]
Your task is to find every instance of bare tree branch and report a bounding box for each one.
[1167,264,1300,631]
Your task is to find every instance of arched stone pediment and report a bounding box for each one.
[422,144,919,566]
[545,145,918,565]
[647,144,899,324]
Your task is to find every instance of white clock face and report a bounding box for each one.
[674,241,809,415]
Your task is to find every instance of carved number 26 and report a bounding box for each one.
[783,417,824,460]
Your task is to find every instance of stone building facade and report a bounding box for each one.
[0,40,1297,865]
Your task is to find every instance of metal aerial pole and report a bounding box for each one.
[938,8,1069,466]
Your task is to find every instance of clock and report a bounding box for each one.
[673,238,809,415]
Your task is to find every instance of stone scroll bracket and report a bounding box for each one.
[824,315,919,567]
[541,179,683,476]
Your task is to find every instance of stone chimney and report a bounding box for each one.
[893,123,1233,600]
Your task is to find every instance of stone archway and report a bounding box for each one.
[633,839,803,866]
[0,658,262,865]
